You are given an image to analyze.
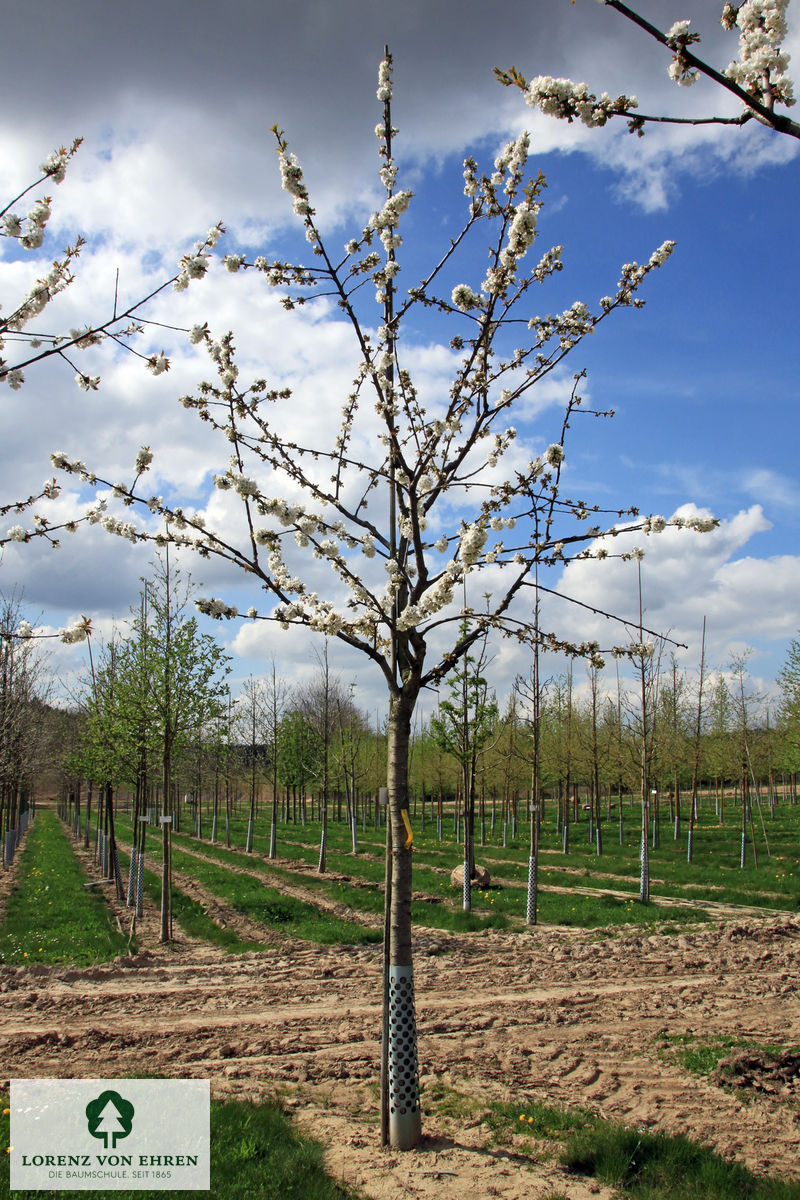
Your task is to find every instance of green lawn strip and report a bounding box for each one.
[477,833,798,911]
[0,812,131,966]
[115,846,269,954]
[0,1094,357,1200]
[160,843,380,946]
[157,830,509,935]
[425,1085,800,1200]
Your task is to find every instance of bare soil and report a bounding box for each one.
[2,824,799,1199]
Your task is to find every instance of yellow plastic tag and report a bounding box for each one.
[401,809,413,848]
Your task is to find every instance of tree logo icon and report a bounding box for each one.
[85,1090,135,1149]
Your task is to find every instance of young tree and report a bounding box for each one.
[430,611,498,911]
[59,54,715,1149]
[236,675,267,853]
[777,633,800,775]
[0,592,54,862]
[687,617,708,863]
[265,659,288,858]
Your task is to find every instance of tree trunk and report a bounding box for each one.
[385,690,421,1150]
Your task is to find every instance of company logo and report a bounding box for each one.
[11,1079,210,1190]
[85,1090,135,1149]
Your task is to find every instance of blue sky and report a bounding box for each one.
[1,0,798,715]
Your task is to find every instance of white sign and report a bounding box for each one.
[10,1079,210,1191]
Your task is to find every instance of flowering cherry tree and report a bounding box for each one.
[498,1,797,140]
[53,52,717,1148]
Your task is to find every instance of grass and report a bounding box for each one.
[657,1032,800,1080]
[116,845,270,954]
[1,1094,358,1200]
[426,1084,800,1200]
[560,1118,800,1199]
[160,841,381,945]
[0,812,131,966]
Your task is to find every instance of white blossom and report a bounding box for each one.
[377,57,393,102]
[451,283,482,311]
[525,75,637,127]
[60,622,89,644]
[231,474,258,498]
[458,523,487,568]
[135,447,154,473]
[196,597,239,620]
[147,352,170,376]
[724,0,793,107]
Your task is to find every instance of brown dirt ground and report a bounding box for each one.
[1,820,799,1199]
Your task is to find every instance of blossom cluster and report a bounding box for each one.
[196,597,239,620]
[1,142,75,246]
[3,257,74,366]
[60,621,89,644]
[394,559,465,631]
[524,76,637,127]
[377,57,393,103]
[369,190,412,253]
[666,19,701,86]
[174,223,224,292]
[723,0,794,107]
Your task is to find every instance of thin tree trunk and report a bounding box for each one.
[385,690,421,1150]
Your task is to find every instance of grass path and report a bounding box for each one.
[0,812,131,966]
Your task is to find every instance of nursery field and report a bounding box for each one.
[1,803,799,1200]
[115,791,800,936]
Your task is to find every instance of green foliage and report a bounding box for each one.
[0,812,131,965]
[277,709,321,793]
[429,616,499,777]
[777,634,800,774]
[72,557,232,795]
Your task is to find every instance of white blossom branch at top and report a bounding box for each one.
[497,1,799,139]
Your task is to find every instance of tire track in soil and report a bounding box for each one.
[3,819,800,1197]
